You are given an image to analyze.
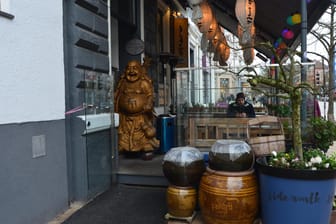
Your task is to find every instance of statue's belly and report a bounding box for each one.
[118,94,146,114]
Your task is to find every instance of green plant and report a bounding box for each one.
[307,117,336,152]
[267,104,291,117]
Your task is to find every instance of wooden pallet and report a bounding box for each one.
[165,211,197,223]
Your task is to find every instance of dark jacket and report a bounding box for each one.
[227,102,256,118]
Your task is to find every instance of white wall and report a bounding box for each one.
[0,0,64,124]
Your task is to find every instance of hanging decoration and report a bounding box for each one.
[286,12,301,26]
[189,0,231,65]
[281,28,294,40]
[206,19,218,40]
[235,0,256,65]
[196,2,214,33]
[208,28,225,53]
[235,0,256,28]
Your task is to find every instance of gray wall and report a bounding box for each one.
[0,120,68,224]
[63,0,112,202]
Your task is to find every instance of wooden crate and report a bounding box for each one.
[247,116,286,156]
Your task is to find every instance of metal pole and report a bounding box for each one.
[301,0,308,129]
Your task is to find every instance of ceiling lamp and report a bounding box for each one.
[196,2,214,33]
[235,0,256,29]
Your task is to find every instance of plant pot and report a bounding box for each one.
[256,157,336,224]
[331,210,336,224]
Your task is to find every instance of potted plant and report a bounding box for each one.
[246,42,336,224]
[331,196,336,224]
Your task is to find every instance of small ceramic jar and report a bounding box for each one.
[162,146,205,187]
[209,139,254,171]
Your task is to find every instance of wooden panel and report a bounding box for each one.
[247,116,286,156]
[188,117,250,147]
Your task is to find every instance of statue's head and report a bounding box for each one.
[125,60,142,82]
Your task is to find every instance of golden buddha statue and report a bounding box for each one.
[115,59,159,159]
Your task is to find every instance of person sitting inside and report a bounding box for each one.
[227,92,256,118]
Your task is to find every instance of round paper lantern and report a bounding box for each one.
[286,16,294,26]
[196,2,214,33]
[209,28,224,52]
[192,5,202,22]
[282,29,294,40]
[187,0,203,7]
[292,13,301,24]
[206,19,218,40]
[243,48,254,65]
[235,0,256,28]
[238,23,255,46]
[217,41,230,62]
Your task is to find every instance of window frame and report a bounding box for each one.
[0,0,14,20]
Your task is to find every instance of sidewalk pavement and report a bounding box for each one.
[51,183,205,224]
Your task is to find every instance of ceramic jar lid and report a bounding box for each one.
[163,146,203,166]
[209,139,254,171]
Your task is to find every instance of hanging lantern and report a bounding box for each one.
[216,41,230,63]
[286,13,301,26]
[235,0,256,28]
[192,5,203,23]
[206,19,218,40]
[292,13,301,24]
[243,48,254,65]
[238,23,255,46]
[187,0,203,8]
[281,28,294,40]
[286,16,294,26]
[209,28,224,52]
[196,2,214,33]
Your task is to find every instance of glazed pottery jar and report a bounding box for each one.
[162,146,205,187]
[209,139,254,171]
[166,185,197,217]
[199,167,259,224]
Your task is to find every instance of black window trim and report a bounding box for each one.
[0,10,14,19]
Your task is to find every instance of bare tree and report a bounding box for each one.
[308,4,336,121]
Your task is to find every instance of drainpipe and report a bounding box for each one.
[301,0,308,131]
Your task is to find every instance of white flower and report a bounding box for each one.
[325,163,330,168]
[272,151,277,157]
[281,157,287,164]
[311,167,317,171]
[310,156,322,164]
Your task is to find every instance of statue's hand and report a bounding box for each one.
[128,98,137,109]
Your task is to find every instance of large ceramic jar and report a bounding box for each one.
[199,167,259,224]
[209,139,254,171]
[162,146,205,187]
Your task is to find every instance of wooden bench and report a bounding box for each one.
[188,116,286,156]
[188,117,250,148]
